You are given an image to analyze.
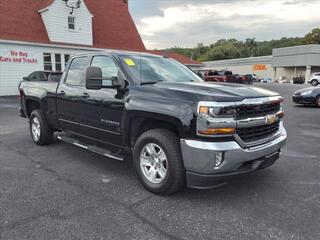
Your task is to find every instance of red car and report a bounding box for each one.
[197,70,252,84]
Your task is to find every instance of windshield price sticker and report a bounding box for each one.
[124,58,136,66]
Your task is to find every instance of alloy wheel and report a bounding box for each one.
[139,143,168,184]
[31,117,41,141]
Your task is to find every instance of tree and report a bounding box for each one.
[164,28,318,62]
[201,44,241,61]
[304,28,320,44]
[245,38,257,57]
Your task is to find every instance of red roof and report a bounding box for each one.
[0,0,145,51]
[147,50,202,66]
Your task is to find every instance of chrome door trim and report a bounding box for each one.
[59,118,121,135]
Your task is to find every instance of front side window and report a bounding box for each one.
[68,16,75,30]
[91,56,119,78]
[119,55,203,84]
[43,53,52,71]
[65,57,87,86]
[91,56,119,87]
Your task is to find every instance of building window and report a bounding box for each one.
[68,16,75,30]
[65,54,70,66]
[43,53,52,71]
[55,54,62,72]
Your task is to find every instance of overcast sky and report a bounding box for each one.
[129,0,320,49]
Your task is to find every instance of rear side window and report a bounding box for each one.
[49,73,62,82]
[65,57,87,86]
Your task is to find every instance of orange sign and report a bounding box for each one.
[253,64,267,71]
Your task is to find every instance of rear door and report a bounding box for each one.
[56,56,89,134]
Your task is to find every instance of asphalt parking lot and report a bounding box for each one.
[0,83,319,240]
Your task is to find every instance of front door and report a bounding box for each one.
[76,55,125,146]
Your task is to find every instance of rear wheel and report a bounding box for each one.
[311,79,319,86]
[133,129,185,195]
[29,110,53,145]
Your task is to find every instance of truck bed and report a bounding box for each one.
[19,81,58,95]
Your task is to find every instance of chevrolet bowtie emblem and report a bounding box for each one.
[265,115,277,125]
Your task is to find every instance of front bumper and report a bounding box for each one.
[292,95,316,105]
[180,124,287,189]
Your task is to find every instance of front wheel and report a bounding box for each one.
[133,129,185,195]
[311,79,319,86]
[29,110,53,145]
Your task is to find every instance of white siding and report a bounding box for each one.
[0,42,96,96]
[40,0,93,46]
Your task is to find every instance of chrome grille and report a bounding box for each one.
[236,102,281,119]
[237,121,280,143]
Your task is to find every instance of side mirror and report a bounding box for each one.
[85,66,124,90]
[23,77,29,81]
[85,66,103,90]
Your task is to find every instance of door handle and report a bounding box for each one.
[59,90,66,96]
[82,93,90,98]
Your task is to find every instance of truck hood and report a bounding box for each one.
[153,81,279,102]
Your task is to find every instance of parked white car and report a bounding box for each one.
[309,72,320,86]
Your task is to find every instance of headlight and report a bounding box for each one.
[197,102,236,136]
[301,90,312,96]
[198,102,236,119]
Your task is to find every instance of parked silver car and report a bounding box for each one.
[309,72,320,86]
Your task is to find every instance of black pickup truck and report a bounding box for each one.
[19,51,287,195]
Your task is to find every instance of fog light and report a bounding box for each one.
[214,152,224,168]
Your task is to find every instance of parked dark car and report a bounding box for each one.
[292,75,305,84]
[245,73,258,82]
[244,74,256,84]
[293,86,320,107]
[23,71,62,82]
[234,74,253,84]
[19,51,287,195]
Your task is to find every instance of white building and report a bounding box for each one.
[0,0,146,96]
[204,44,320,82]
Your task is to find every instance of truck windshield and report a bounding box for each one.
[119,55,203,84]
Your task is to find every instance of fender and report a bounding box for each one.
[20,82,58,127]
[121,95,196,146]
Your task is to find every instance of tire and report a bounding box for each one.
[29,110,54,145]
[316,96,320,108]
[133,129,185,195]
[311,79,319,86]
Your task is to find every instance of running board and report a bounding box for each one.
[57,135,124,161]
